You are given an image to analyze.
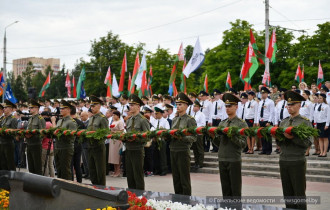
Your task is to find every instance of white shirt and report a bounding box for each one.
[326,92,330,104]
[186,105,195,116]
[299,100,314,122]
[113,102,121,110]
[313,103,330,126]
[151,117,170,130]
[200,99,212,122]
[193,111,206,127]
[100,106,107,115]
[120,103,129,117]
[256,98,275,124]
[211,99,227,121]
[79,106,88,112]
[244,99,258,121]
[274,100,290,125]
[236,102,244,119]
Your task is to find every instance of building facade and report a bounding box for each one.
[13,57,60,78]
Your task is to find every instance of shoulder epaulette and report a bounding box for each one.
[301,116,309,121]
[239,118,245,122]
[189,115,194,119]
[70,117,75,122]
[100,114,106,118]
[39,116,44,120]
[11,115,15,118]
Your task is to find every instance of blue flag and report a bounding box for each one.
[80,82,86,99]
[5,83,17,104]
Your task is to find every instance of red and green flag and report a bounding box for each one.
[104,66,112,97]
[148,65,153,96]
[262,67,271,87]
[225,72,232,89]
[317,60,324,89]
[241,42,259,83]
[118,52,127,93]
[301,65,305,82]
[65,71,71,98]
[141,70,148,96]
[266,29,277,63]
[130,53,140,94]
[250,29,265,64]
[204,74,208,93]
[295,64,302,83]
[180,59,187,94]
[72,75,76,98]
[39,72,51,97]
[127,72,132,96]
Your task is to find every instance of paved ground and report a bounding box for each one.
[82,173,330,210]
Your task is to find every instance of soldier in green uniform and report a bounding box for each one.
[0,100,18,171]
[125,94,150,190]
[277,91,312,210]
[25,99,46,175]
[0,104,4,170]
[170,92,197,195]
[86,95,109,186]
[51,100,77,180]
[212,93,247,200]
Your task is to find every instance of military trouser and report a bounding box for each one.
[154,140,168,174]
[126,149,145,190]
[55,148,74,180]
[0,141,16,171]
[88,144,106,186]
[219,161,242,197]
[170,150,191,195]
[280,160,307,210]
[191,135,204,166]
[27,144,42,175]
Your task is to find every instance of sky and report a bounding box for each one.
[1,0,329,72]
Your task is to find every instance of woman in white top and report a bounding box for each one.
[314,94,330,157]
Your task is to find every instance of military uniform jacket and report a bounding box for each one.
[87,112,109,146]
[26,114,46,145]
[169,113,197,152]
[126,113,150,150]
[56,116,77,149]
[278,115,312,161]
[0,114,18,143]
[213,116,247,162]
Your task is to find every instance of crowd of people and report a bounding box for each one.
[0,81,328,210]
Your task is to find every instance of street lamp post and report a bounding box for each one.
[2,21,18,102]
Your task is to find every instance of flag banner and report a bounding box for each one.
[241,42,259,82]
[72,75,77,98]
[130,53,140,94]
[262,67,271,87]
[250,29,265,64]
[104,66,112,97]
[39,72,51,97]
[80,82,86,99]
[239,62,245,84]
[112,74,120,97]
[173,81,178,97]
[65,72,71,98]
[295,64,302,83]
[119,52,127,93]
[266,29,277,63]
[0,72,6,96]
[148,65,153,96]
[180,59,187,94]
[178,42,184,61]
[225,72,232,89]
[301,65,305,82]
[76,66,86,100]
[135,53,147,89]
[5,83,17,104]
[140,70,148,97]
[317,60,324,89]
[204,74,208,93]
[128,72,132,96]
[183,37,205,78]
